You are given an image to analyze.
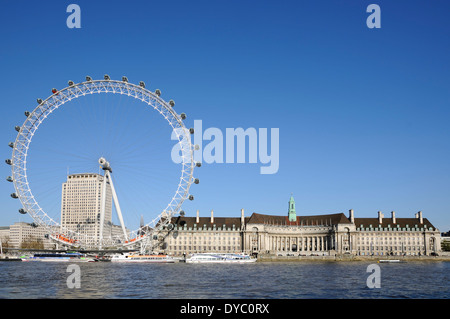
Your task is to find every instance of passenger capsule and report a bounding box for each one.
[5,159,12,165]
[180,113,186,120]
[18,208,26,214]
[8,142,14,148]
[68,80,74,86]
[24,111,30,117]
[10,193,18,199]
[189,128,194,134]
[153,235,158,240]
[194,144,200,151]
[15,126,21,132]
[86,76,93,82]
[196,162,202,167]
[139,81,145,88]
[167,223,174,230]
[37,98,43,104]
[155,89,161,96]
[104,74,110,80]
[122,76,128,82]
[179,210,185,216]
[6,176,13,182]
[51,88,58,94]
[194,178,199,184]
[188,195,194,201]
[169,100,175,107]
[98,157,112,172]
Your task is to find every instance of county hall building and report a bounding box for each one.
[161,195,442,257]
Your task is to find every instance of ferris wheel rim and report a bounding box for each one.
[9,77,196,249]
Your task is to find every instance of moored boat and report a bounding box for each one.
[378,259,406,263]
[110,253,175,263]
[185,253,257,263]
[0,257,22,262]
[21,252,96,262]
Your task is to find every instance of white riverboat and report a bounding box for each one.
[111,253,176,263]
[185,253,257,263]
[21,252,96,262]
[378,259,406,263]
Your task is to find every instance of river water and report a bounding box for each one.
[0,260,448,299]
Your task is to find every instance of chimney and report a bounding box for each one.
[391,211,396,224]
[349,209,354,223]
[241,208,245,226]
[210,209,214,224]
[196,210,200,224]
[378,211,384,224]
[417,211,423,224]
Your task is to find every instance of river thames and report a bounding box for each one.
[0,260,448,299]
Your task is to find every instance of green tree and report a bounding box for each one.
[441,241,450,252]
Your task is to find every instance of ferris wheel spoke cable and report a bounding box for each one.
[71,93,171,168]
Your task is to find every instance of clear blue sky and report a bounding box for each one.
[1,1,449,232]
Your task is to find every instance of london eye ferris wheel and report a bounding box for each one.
[5,75,200,251]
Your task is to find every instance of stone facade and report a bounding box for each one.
[244,210,441,257]
[159,196,442,257]
[157,209,246,255]
[242,212,352,255]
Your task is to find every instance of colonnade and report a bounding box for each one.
[247,233,336,253]
[269,235,332,252]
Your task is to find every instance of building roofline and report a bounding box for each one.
[247,212,352,225]
[354,217,436,230]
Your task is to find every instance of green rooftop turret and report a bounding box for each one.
[288,194,296,222]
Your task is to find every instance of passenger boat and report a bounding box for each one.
[185,253,257,263]
[0,257,22,262]
[21,252,96,262]
[110,253,175,263]
[378,259,406,263]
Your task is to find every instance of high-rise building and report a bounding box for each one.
[61,173,112,247]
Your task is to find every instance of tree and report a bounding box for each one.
[441,241,450,252]
[20,236,44,249]
[0,235,12,253]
